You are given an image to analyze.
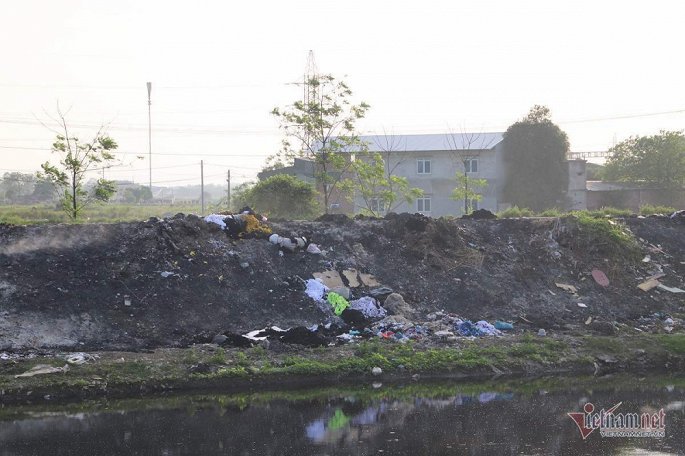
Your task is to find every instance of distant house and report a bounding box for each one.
[257,158,316,186]
[264,133,588,216]
[349,133,505,216]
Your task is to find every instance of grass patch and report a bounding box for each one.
[0,204,202,225]
[570,212,641,259]
[656,334,685,354]
[497,206,535,218]
[640,204,676,216]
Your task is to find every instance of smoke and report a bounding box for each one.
[0,225,111,256]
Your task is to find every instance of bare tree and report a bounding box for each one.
[445,128,496,214]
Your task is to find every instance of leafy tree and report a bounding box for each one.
[123,186,153,204]
[604,131,685,190]
[451,173,487,214]
[353,152,423,216]
[229,181,256,211]
[271,74,370,213]
[586,162,605,181]
[0,172,35,203]
[31,175,56,202]
[238,174,319,219]
[502,105,570,211]
[38,112,118,219]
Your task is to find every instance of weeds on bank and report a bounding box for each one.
[0,204,201,225]
[571,212,641,259]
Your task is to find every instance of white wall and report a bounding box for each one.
[354,148,500,217]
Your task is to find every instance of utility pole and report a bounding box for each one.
[226,169,231,209]
[200,160,205,215]
[146,82,152,191]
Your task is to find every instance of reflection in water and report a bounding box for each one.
[0,379,683,455]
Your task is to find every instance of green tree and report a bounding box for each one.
[38,112,118,219]
[604,131,685,191]
[31,175,56,203]
[239,174,319,219]
[353,152,423,216]
[451,174,487,214]
[271,74,370,213]
[122,186,153,204]
[0,172,35,203]
[445,130,497,214]
[502,105,570,211]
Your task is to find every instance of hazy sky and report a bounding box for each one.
[2,0,684,186]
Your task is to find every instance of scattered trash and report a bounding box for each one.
[456,320,499,337]
[342,269,361,287]
[555,283,578,294]
[305,279,328,302]
[327,292,350,316]
[341,308,368,326]
[269,233,309,253]
[642,255,651,263]
[638,278,661,292]
[65,353,98,365]
[330,286,351,300]
[371,366,382,376]
[577,303,588,308]
[359,273,380,287]
[349,296,387,319]
[313,270,344,289]
[658,284,685,294]
[591,269,610,287]
[585,317,593,325]
[369,286,394,298]
[205,211,271,238]
[15,364,69,378]
[383,293,413,318]
[306,243,322,254]
[494,321,513,330]
[160,271,175,278]
[123,295,131,307]
[537,329,547,337]
[280,327,328,347]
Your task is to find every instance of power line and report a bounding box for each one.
[0,118,279,136]
[0,145,270,158]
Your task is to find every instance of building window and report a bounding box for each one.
[417,197,431,213]
[465,158,478,173]
[417,159,431,174]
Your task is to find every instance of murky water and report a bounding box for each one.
[1,376,683,455]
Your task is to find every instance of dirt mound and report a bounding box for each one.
[0,214,683,351]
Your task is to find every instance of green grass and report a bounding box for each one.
[571,212,641,259]
[0,204,203,224]
[497,206,535,218]
[497,206,636,219]
[656,334,685,354]
[640,204,677,215]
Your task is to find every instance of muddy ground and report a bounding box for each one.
[0,213,683,351]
